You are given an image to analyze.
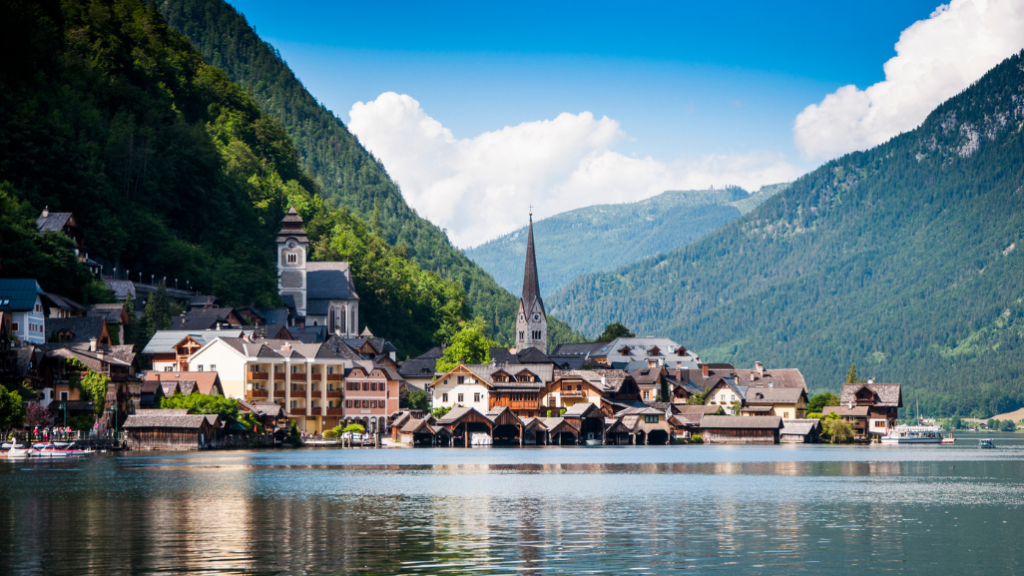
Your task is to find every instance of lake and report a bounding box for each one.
[3,434,1024,575]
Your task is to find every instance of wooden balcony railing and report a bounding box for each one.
[326,390,342,398]
[560,390,585,398]
[248,389,269,398]
[289,407,306,416]
[273,390,285,398]
[327,374,345,381]
[273,372,286,380]
[247,372,268,381]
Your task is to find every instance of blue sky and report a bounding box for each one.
[224,0,1023,246]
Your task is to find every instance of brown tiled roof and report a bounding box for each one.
[839,383,902,407]
[700,415,783,430]
[733,367,807,391]
[144,371,223,396]
[744,387,806,404]
[822,405,870,417]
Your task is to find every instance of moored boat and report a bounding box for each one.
[6,445,33,458]
[880,425,943,444]
[941,432,956,444]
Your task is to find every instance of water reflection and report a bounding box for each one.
[4,441,1024,574]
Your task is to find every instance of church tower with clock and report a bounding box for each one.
[277,206,309,316]
[515,212,547,352]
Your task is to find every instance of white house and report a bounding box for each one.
[429,364,493,414]
[0,279,48,345]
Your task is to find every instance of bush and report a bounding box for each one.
[806,412,823,420]
[323,426,342,439]
[431,406,451,419]
[161,394,239,421]
[823,417,855,444]
[407,390,429,411]
[689,433,703,444]
[343,423,365,434]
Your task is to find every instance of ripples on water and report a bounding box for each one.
[3,436,1024,575]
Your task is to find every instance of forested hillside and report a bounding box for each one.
[466,184,786,298]
[155,0,583,349]
[0,0,468,358]
[550,51,1024,418]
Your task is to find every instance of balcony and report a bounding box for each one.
[559,390,585,398]
[247,372,268,381]
[274,390,285,399]
[273,372,286,380]
[327,374,345,381]
[290,386,307,393]
[248,389,269,399]
[327,390,342,398]
[289,407,306,416]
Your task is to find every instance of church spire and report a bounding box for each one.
[521,212,543,313]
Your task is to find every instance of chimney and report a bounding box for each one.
[755,361,764,374]
[216,322,221,331]
[749,372,756,382]
[675,361,683,383]
[89,337,97,352]
[601,375,607,386]
[867,377,874,384]
[282,342,291,352]
[702,364,709,377]
[42,206,49,218]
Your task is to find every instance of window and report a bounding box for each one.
[60,391,68,401]
[457,393,464,403]
[287,253,297,264]
[329,401,334,408]
[370,382,377,392]
[386,390,390,398]
[291,365,299,373]
[197,365,204,372]
[164,366,172,372]
[873,420,887,429]
[362,382,369,391]
[345,400,351,408]
[362,400,369,408]
[10,323,16,331]
[327,383,333,391]
[644,415,659,423]
[457,376,465,384]
[442,393,448,403]
[643,390,649,400]
[519,331,524,341]
[210,365,216,372]
[576,384,582,391]
[290,401,297,409]
[474,393,480,403]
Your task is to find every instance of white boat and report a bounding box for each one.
[880,425,944,444]
[35,443,71,457]
[979,438,995,449]
[6,445,33,458]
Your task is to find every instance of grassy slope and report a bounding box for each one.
[549,51,1024,417]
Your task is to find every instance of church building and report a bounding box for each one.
[277,206,360,337]
[514,213,547,353]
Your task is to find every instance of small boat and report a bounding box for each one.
[979,438,995,449]
[35,443,71,457]
[880,425,944,444]
[941,432,956,444]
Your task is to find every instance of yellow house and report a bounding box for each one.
[740,387,807,420]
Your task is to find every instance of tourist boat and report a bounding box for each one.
[880,425,944,444]
[34,443,72,457]
[979,438,995,449]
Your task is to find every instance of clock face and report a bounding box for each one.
[533,314,540,321]
[288,241,296,249]
[519,314,524,321]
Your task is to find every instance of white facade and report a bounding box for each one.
[188,339,248,399]
[430,374,490,413]
[12,298,46,345]
[515,298,547,352]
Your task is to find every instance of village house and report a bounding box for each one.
[429,364,494,414]
[86,303,130,345]
[36,208,101,275]
[541,369,642,416]
[703,378,748,414]
[580,337,700,370]
[143,371,225,397]
[35,339,139,426]
[44,293,86,318]
[780,419,822,443]
[740,387,808,420]
[398,347,440,391]
[141,329,250,372]
[700,415,784,444]
[732,361,808,392]
[823,381,902,440]
[0,279,48,345]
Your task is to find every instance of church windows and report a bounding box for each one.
[339,307,347,335]
[287,253,297,264]
[519,331,524,341]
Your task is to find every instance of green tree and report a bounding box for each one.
[822,412,854,444]
[431,406,451,419]
[407,389,429,411]
[950,415,963,429]
[687,390,710,406]
[808,392,840,413]
[160,394,239,421]
[0,384,26,434]
[342,423,365,434]
[595,322,635,342]
[1001,420,1016,432]
[142,282,171,342]
[435,322,498,374]
[80,371,111,416]
[846,364,865,384]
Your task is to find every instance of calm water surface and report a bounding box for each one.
[4,434,1024,575]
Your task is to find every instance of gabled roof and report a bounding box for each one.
[822,405,870,417]
[306,262,358,304]
[144,371,223,396]
[429,364,495,389]
[839,383,902,407]
[515,347,553,364]
[399,357,437,379]
[733,366,808,392]
[123,414,214,430]
[86,303,128,324]
[550,342,607,358]
[437,406,484,425]
[780,419,821,436]
[142,330,245,355]
[0,279,45,311]
[172,308,239,331]
[700,415,783,430]
[104,279,136,301]
[44,293,85,314]
[563,402,602,418]
[744,387,807,405]
[46,317,106,343]
[36,211,74,233]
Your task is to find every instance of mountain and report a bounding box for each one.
[549,51,1024,418]
[466,184,787,298]
[155,0,583,349]
[0,0,469,358]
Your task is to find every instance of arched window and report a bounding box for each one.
[339,307,347,335]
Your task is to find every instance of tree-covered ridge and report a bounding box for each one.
[0,0,468,358]
[549,50,1024,417]
[155,0,584,350]
[466,184,787,300]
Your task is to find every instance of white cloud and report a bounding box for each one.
[349,92,802,247]
[794,0,1024,161]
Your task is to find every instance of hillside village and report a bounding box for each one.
[1,204,907,450]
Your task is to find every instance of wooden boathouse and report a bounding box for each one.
[700,415,783,444]
[122,412,221,451]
